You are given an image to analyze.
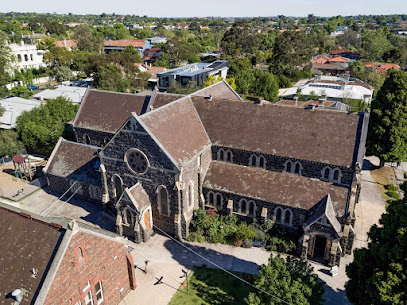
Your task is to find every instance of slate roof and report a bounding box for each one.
[191,80,242,101]
[0,97,41,129]
[138,96,211,167]
[0,207,64,305]
[44,139,101,185]
[193,99,363,167]
[203,161,349,215]
[73,89,149,133]
[303,194,342,234]
[124,183,152,212]
[149,92,185,109]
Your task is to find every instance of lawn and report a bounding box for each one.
[370,165,397,201]
[168,267,254,305]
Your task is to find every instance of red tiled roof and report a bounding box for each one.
[104,39,146,48]
[330,49,353,54]
[55,39,77,48]
[327,56,350,63]
[144,48,161,53]
[363,62,401,73]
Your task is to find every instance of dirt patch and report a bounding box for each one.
[370,166,397,201]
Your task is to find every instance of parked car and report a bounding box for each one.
[27,85,39,90]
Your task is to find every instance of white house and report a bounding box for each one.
[0,97,42,129]
[8,41,45,74]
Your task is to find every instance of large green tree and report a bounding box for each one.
[361,29,393,61]
[345,199,407,305]
[0,130,24,157]
[221,20,260,57]
[16,97,79,156]
[367,70,407,166]
[0,30,11,87]
[246,256,324,305]
[74,25,104,53]
[93,63,131,92]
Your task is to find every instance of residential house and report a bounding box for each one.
[330,49,361,60]
[45,81,369,267]
[142,48,163,65]
[279,74,374,104]
[8,41,45,75]
[55,39,78,51]
[0,97,42,129]
[104,39,150,57]
[363,62,401,74]
[0,204,136,305]
[157,60,229,90]
[32,85,88,104]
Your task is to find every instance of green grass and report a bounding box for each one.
[168,267,254,305]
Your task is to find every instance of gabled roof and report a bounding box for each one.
[138,96,211,167]
[122,183,151,212]
[191,80,242,101]
[149,92,185,109]
[194,98,364,167]
[44,138,101,185]
[203,161,349,214]
[327,56,350,63]
[303,194,342,234]
[0,206,64,305]
[72,89,150,133]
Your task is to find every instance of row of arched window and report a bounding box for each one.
[83,133,110,147]
[321,166,342,183]
[17,54,34,62]
[217,149,233,162]
[284,160,302,175]
[205,192,293,225]
[249,154,266,169]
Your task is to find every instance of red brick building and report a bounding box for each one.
[0,203,136,305]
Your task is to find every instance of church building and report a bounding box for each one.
[45,81,369,266]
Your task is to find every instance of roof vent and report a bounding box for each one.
[306,104,316,111]
[12,289,22,303]
[293,96,298,106]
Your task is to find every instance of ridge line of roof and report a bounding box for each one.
[72,86,90,126]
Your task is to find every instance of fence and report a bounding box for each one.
[6,77,52,90]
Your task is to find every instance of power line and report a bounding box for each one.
[44,186,81,217]
[39,180,79,216]
[125,205,292,305]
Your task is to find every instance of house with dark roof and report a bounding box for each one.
[0,204,136,305]
[45,81,369,266]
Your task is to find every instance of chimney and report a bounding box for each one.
[318,94,327,107]
[294,96,298,106]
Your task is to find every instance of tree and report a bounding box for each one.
[345,199,407,305]
[54,66,75,82]
[202,75,237,90]
[43,47,71,67]
[361,29,393,61]
[16,97,79,156]
[336,29,361,48]
[349,61,366,79]
[221,20,260,57]
[0,130,24,157]
[0,31,11,87]
[251,70,279,101]
[93,63,131,92]
[167,81,200,95]
[74,25,103,52]
[367,70,407,167]
[0,104,4,117]
[11,85,30,97]
[154,53,170,68]
[46,20,66,36]
[38,36,56,51]
[246,256,324,305]
[270,31,313,76]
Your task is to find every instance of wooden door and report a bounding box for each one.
[144,210,151,230]
[309,236,316,258]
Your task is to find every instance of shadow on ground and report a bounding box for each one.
[322,283,351,305]
[163,238,261,275]
[42,187,116,232]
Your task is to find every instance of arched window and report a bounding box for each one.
[123,208,132,225]
[239,199,247,214]
[17,54,22,62]
[285,160,292,173]
[187,181,194,208]
[275,207,283,223]
[249,155,257,167]
[322,167,331,180]
[248,200,256,216]
[294,162,301,175]
[283,209,293,226]
[30,54,33,61]
[24,54,28,61]
[157,186,169,216]
[215,193,223,210]
[83,134,91,145]
[217,149,225,161]
[226,150,233,162]
[207,191,215,205]
[258,156,266,169]
[113,175,123,199]
[333,168,341,183]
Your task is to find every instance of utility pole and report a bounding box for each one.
[180,269,189,294]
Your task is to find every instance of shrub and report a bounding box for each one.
[267,237,296,253]
[400,181,407,193]
[386,191,400,200]
[385,184,398,191]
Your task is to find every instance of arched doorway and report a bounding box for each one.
[113,175,123,200]
[312,235,328,259]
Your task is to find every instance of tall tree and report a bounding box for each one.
[246,256,324,305]
[345,199,407,305]
[361,29,393,61]
[0,130,24,157]
[93,63,131,92]
[74,25,103,53]
[0,30,11,87]
[16,97,79,156]
[367,70,407,166]
[220,20,260,57]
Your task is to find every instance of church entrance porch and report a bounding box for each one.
[309,234,329,262]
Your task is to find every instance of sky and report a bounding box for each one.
[1,0,406,17]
